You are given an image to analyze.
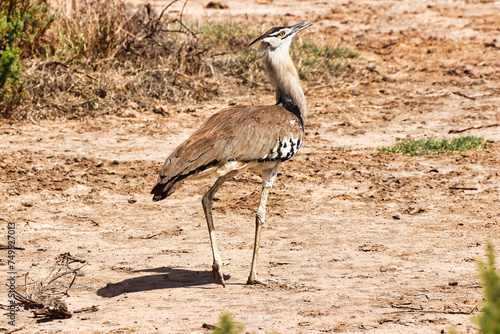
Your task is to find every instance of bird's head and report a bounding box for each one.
[249,21,312,52]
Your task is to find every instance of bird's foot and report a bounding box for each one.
[211,262,226,287]
[246,275,268,286]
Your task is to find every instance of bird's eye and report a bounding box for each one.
[279,31,285,37]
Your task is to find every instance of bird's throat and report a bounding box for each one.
[261,48,307,125]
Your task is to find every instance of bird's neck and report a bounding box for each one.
[261,46,307,126]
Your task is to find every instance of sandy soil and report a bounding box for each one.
[1,0,500,333]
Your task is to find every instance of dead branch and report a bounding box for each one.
[391,303,478,315]
[4,325,27,334]
[357,41,397,55]
[391,303,423,311]
[450,186,478,191]
[141,0,197,40]
[179,0,189,24]
[13,253,87,319]
[169,18,198,39]
[485,42,500,49]
[158,0,181,22]
[73,305,99,313]
[453,91,476,100]
[0,178,27,184]
[448,123,499,134]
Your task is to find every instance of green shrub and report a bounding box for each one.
[474,241,500,334]
[211,312,245,334]
[0,0,54,114]
[0,44,21,103]
[378,136,486,156]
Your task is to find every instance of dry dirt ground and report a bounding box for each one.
[1,0,500,333]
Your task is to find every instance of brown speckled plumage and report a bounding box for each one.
[151,105,303,201]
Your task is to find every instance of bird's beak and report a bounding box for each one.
[290,21,313,34]
[249,21,313,47]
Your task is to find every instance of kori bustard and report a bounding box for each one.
[152,21,312,286]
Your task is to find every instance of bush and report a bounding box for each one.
[378,136,486,155]
[0,0,54,115]
[474,241,500,334]
[211,312,245,334]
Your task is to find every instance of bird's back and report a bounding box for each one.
[151,104,304,201]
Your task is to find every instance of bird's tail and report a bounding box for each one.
[151,116,223,201]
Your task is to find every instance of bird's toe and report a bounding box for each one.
[246,276,267,286]
[211,263,226,287]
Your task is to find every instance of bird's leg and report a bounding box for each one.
[247,164,280,285]
[202,171,237,287]
[246,186,270,285]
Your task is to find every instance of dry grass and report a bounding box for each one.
[7,0,361,121]
[43,0,128,62]
[17,0,213,120]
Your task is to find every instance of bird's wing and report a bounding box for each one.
[217,105,304,162]
[151,105,304,200]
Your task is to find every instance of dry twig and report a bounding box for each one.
[13,253,87,319]
[139,0,197,40]
[450,186,478,191]
[453,91,476,100]
[73,305,99,313]
[448,123,499,134]
[1,178,27,184]
[357,41,397,55]
[4,325,27,334]
[391,303,478,315]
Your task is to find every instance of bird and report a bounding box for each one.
[151,21,312,287]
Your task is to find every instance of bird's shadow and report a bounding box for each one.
[96,267,229,298]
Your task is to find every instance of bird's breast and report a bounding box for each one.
[259,132,303,163]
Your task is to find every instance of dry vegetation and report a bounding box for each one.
[13,253,87,319]
[5,0,358,121]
